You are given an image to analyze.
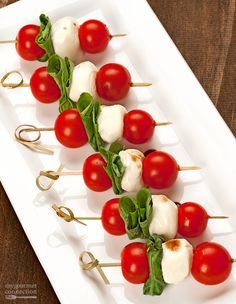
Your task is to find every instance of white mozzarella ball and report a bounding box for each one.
[149,195,178,240]
[69,61,98,101]
[51,16,83,64]
[119,149,144,192]
[97,105,127,143]
[161,239,193,284]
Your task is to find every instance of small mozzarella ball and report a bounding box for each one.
[97,105,127,143]
[161,239,193,284]
[69,61,98,101]
[119,149,144,192]
[51,16,83,64]
[149,195,178,240]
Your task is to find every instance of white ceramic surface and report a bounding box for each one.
[0,0,236,303]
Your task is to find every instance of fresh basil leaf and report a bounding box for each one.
[99,147,125,195]
[47,54,75,112]
[136,188,152,238]
[100,147,125,194]
[119,196,142,239]
[109,142,125,154]
[76,93,104,151]
[143,235,166,296]
[36,14,54,62]
[65,57,74,97]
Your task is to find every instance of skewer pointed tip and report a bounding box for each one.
[178,165,201,171]
[208,215,228,219]
[111,33,127,38]
[155,121,172,126]
[130,82,152,87]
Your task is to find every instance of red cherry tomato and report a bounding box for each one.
[79,20,111,53]
[30,67,61,103]
[54,109,88,148]
[123,109,155,144]
[121,242,149,284]
[178,202,209,238]
[142,151,178,189]
[15,25,45,61]
[96,63,131,102]
[191,242,233,285]
[83,153,112,192]
[101,198,125,236]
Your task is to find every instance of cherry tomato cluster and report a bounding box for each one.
[121,242,233,286]
[15,20,120,61]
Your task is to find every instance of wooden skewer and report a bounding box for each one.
[36,164,82,191]
[0,71,29,88]
[0,35,127,42]
[111,34,127,38]
[15,124,54,155]
[178,165,201,171]
[52,204,101,226]
[47,171,83,177]
[208,215,228,219]
[17,125,54,139]
[0,83,30,88]
[155,121,172,126]
[130,82,152,87]
[79,251,121,285]
[0,40,16,44]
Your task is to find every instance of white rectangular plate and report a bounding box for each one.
[0,0,236,303]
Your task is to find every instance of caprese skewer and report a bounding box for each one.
[79,239,235,296]
[15,104,170,153]
[52,189,227,239]
[36,149,200,194]
[1,60,151,106]
[0,14,126,62]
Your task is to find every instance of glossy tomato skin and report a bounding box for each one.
[123,109,155,144]
[191,242,232,285]
[178,202,209,238]
[83,153,112,192]
[30,67,61,103]
[79,20,111,53]
[121,242,149,284]
[101,198,125,235]
[96,63,131,102]
[142,151,178,189]
[15,25,45,61]
[54,109,88,148]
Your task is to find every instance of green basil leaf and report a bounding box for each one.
[76,93,104,151]
[143,235,166,296]
[47,54,75,112]
[36,14,54,62]
[65,57,74,97]
[119,196,142,239]
[100,147,125,195]
[136,188,152,238]
[109,142,125,154]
